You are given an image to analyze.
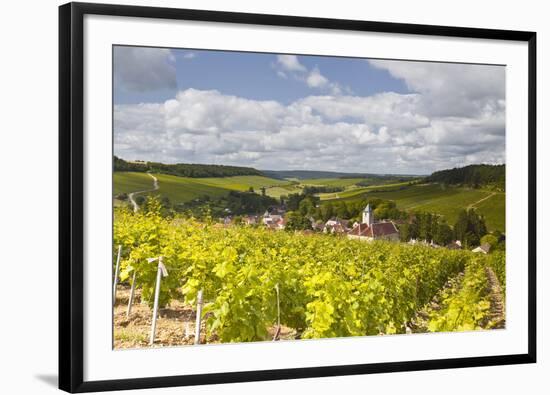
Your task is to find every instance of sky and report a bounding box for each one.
[113,46,505,175]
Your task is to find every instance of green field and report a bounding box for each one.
[264,185,303,198]
[300,178,365,187]
[114,172,295,203]
[114,171,505,231]
[472,193,506,231]
[318,182,414,200]
[194,175,291,191]
[324,183,505,231]
[113,172,156,195]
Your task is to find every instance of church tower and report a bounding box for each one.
[362,204,373,225]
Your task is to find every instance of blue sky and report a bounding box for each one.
[113,46,505,175]
[114,48,409,105]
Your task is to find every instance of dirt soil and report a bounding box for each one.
[113,285,296,349]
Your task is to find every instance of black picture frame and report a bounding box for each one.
[59,2,537,393]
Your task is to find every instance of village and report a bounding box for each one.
[218,203,493,254]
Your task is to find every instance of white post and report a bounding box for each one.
[126,271,137,317]
[113,245,122,306]
[273,283,281,341]
[194,289,204,345]
[149,257,163,346]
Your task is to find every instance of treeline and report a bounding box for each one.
[174,190,277,218]
[425,164,505,190]
[302,185,344,195]
[281,192,407,229]
[114,156,263,178]
[282,191,498,249]
[399,208,498,249]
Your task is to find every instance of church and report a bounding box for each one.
[347,204,400,242]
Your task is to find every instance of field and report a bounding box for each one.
[113,207,506,348]
[300,178,366,187]
[264,185,303,198]
[114,172,294,203]
[473,193,506,231]
[324,183,505,231]
[113,172,158,195]
[114,171,505,231]
[194,175,291,191]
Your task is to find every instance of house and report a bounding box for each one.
[311,220,325,232]
[323,218,350,234]
[472,243,491,254]
[275,216,287,230]
[348,222,400,242]
[262,210,282,225]
[347,205,399,242]
[243,215,258,225]
[446,240,463,250]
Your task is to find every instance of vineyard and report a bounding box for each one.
[113,198,505,348]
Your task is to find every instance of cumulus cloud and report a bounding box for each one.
[274,55,350,95]
[368,59,505,118]
[276,55,307,72]
[114,47,177,92]
[115,66,505,175]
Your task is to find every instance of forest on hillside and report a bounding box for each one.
[113,156,263,178]
[425,164,505,190]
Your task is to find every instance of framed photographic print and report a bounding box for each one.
[59,2,537,393]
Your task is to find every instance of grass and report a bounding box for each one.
[324,183,505,231]
[150,174,231,202]
[113,172,156,195]
[194,175,291,191]
[264,185,303,198]
[113,172,294,204]
[300,178,365,187]
[113,171,505,231]
[472,193,506,231]
[318,181,414,200]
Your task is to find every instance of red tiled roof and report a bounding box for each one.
[348,222,398,237]
[348,223,371,237]
[371,222,399,237]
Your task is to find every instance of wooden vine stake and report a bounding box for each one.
[126,271,137,317]
[112,245,122,306]
[148,256,168,346]
[194,289,204,345]
[273,283,281,341]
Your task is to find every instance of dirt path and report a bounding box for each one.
[484,267,506,329]
[128,173,159,212]
[468,192,496,209]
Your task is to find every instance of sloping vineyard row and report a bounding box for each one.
[113,200,505,343]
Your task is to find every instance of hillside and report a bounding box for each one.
[263,169,419,180]
[425,164,505,190]
[323,183,505,231]
[113,172,292,204]
[114,156,262,178]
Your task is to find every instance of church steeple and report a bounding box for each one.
[362,204,373,225]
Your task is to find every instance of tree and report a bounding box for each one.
[480,234,499,250]
[335,201,350,219]
[453,209,487,247]
[285,211,312,231]
[321,203,335,222]
[260,186,266,196]
[248,186,255,193]
[434,222,453,246]
[135,195,146,206]
[454,209,469,242]
[299,198,315,217]
[417,212,435,241]
[399,223,411,242]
